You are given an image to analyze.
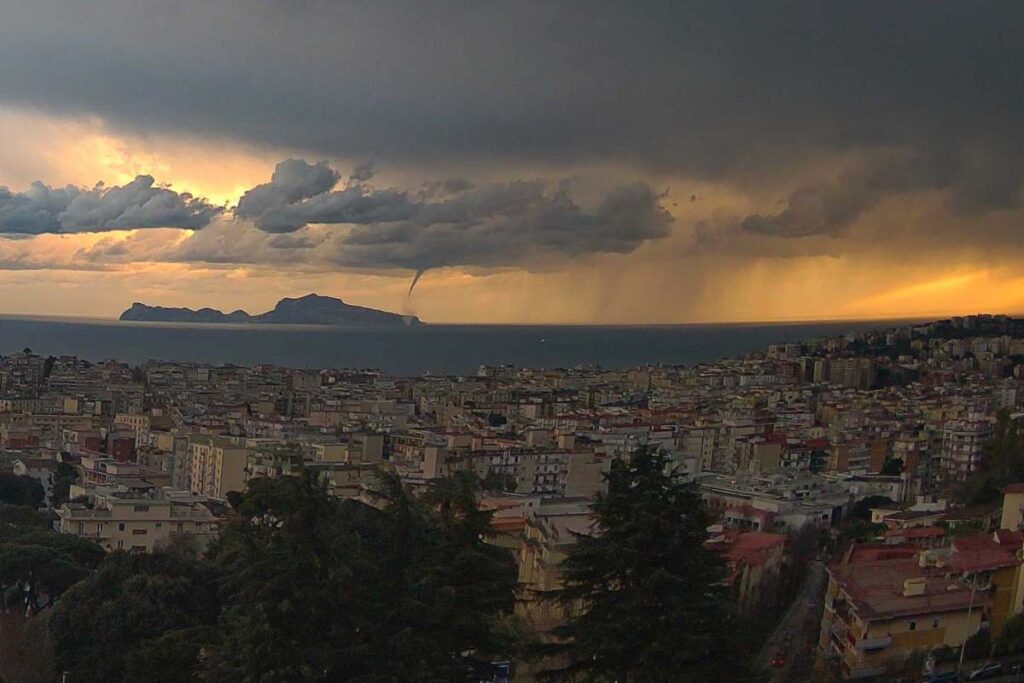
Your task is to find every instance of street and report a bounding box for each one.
[757,560,828,682]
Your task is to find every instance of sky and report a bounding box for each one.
[1,1,1023,324]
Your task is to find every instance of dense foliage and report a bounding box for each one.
[50,552,220,683]
[0,473,45,508]
[50,472,518,683]
[0,505,104,615]
[49,462,80,508]
[995,615,1024,657]
[540,447,744,682]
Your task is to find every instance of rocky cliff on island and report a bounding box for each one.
[119,294,421,327]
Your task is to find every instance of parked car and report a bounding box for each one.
[967,662,1003,680]
[924,671,958,683]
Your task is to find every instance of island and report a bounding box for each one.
[119,293,422,327]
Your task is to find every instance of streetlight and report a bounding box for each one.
[957,573,979,677]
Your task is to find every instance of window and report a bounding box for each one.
[933,618,940,628]
[155,522,162,529]
[118,522,126,531]
[909,621,916,631]
[133,505,150,512]
[132,528,147,535]
[117,540,124,548]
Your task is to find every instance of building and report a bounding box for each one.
[1000,483,1024,530]
[940,418,993,482]
[189,436,248,499]
[819,547,991,679]
[515,498,594,635]
[704,527,786,610]
[57,489,221,553]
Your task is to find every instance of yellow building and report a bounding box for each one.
[946,533,1022,636]
[515,500,593,635]
[819,547,991,679]
[189,436,248,499]
[1000,483,1024,530]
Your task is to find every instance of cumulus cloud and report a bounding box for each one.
[230,160,673,271]
[0,175,222,234]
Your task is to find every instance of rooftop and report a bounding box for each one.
[831,555,991,621]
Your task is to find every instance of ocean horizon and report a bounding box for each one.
[0,313,918,376]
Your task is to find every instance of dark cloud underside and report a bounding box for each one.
[0,2,1020,177]
[239,159,674,270]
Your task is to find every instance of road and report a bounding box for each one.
[756,560,828,682]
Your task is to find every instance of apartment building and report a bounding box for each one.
[940,418,993,482]
[57,490,220,553]
[312,432,384,464]
[819,547,990,679]
[189,436,248,499]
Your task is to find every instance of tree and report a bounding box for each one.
[0,531,104,615]
[995,615,1024,656]
[848,495,895,522]
[199,472,517,682]
[881,457,903,476]
[540,447,743,681]
[481,469,517,493]
[49,463,79,508]
[50,552,221,683]
[0,474,44,508]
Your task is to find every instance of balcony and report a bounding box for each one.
[830,621,850,649]
[856,635,892,652]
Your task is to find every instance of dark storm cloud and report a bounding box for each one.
[0,2,1021,177]
[741,147,1024,238]
[0,176,222,234]
[330,181,674,271]
[232,160,673,270]
[236,160,418,233]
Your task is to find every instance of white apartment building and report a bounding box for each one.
[57,490,219,553]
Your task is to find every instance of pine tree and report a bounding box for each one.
[541,447,742,682]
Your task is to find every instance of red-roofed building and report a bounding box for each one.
[882,526,946,549]
[946,533,1023,634]
[819,549,992,679]
[705,529,786,609]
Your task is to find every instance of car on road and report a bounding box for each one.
[924,671,958,683]
[967,662,1003,680]
[770,652,786,668]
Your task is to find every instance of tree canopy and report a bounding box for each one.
[540,447,743,682]
[0,474,44,508]
[49,463,79,509]
[50,552,220,683]
[50,472,518,683]
[0,511,104,616]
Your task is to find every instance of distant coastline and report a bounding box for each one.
[0,316,893,375]
[118,293,422,328]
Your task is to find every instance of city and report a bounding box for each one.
[3,1,1024,680]
[0,314,1023,679]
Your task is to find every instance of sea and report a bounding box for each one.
[0,315,910,377]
